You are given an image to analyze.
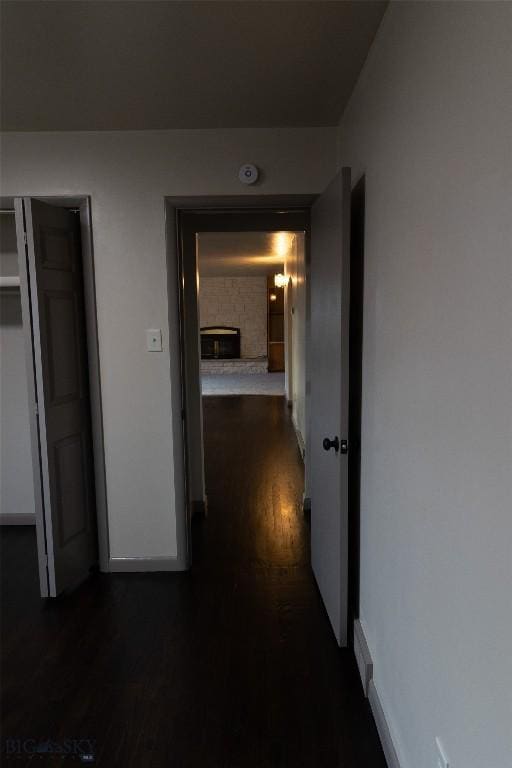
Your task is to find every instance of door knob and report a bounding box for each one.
[323,436,340,452]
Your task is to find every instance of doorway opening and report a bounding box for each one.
[195,227,309,571]
[0,197,108,599]
[166,175,363,649]
[0,204,40,603]
[174,207,309,530]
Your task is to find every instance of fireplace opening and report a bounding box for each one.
[200,326,241,359]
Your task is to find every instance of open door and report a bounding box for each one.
[310,168,351,646]
[16,198,98,596]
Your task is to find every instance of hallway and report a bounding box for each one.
[1,397,385,767]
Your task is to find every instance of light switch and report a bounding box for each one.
[146,329,162,352]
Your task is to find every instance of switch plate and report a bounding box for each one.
[435,737,450,768]
[146,329,162,352]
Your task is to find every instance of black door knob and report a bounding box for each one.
[323,436,340,452]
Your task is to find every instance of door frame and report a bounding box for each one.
[164,195,313,568]
[347,175,366,638]
[11,195,109,593]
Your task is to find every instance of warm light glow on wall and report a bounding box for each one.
[274,273,288,288]
[273,232,294,258]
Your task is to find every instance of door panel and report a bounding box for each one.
[310,168,351,645]
[45,291,81,403]
[19,199,97,596]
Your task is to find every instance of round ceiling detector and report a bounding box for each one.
[238,163,259,185]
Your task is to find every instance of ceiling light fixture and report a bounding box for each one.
[274,273,288,288]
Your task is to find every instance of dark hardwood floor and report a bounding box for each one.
[1,396,386,767]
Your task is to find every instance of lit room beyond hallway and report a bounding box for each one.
[1,396,385,767]
[197,231,292,399]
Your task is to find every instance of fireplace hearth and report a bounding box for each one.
[200,326,241,359]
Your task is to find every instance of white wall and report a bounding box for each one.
[337,3,512,767]
[285,233,307,453]
[0,214,36,519]
[199,276,267,358]
[0,127,336,559]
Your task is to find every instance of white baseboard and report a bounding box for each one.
[354,619,402,768]
[292,419,306,459]
[368,680,402,768]
[0,513,36,526]
[296,433,306,459]
[353,619,373,696]
[109,556,185,572]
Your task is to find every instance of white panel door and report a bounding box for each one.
[16,198,98,596]
[310,168,351,645]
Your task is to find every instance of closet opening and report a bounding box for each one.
[0,197,108,598]
[0,206,40,601]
